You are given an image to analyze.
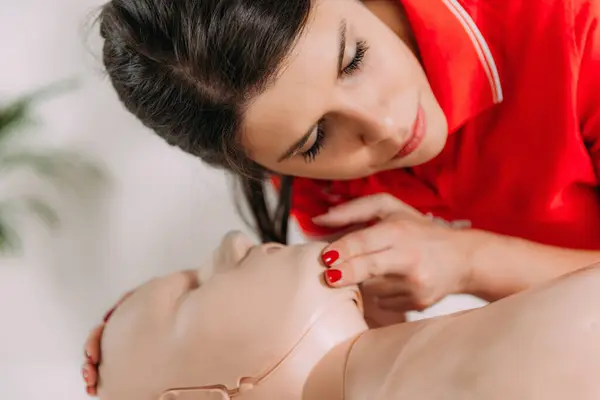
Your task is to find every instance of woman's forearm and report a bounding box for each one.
[456,229,600,302]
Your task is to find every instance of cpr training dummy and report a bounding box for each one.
[83,231,600,399]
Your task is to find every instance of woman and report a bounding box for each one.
[97,0,600,312]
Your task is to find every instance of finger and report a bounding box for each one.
[364,316,384,329]
[360,275,406,298]
[86,386,98,397]
[86,386,97,397]
[361,292,385,329]
[378,292,433,312]
[325,248,412,287]
[364,303,407,327]
[326,220,421,268]
[84,324,105,365]
[324,222,399,267]
[376,295,419,312]
[82,361,98,393]
[313,193,420,226]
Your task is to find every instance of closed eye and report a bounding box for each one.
[301,40,369,163]
[343,40,368,76]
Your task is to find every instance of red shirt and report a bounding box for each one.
[283,0,600,250]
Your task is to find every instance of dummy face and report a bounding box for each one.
[242,0,447,180]
[98,232,364,400]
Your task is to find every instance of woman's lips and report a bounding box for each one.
[394,104,426,159]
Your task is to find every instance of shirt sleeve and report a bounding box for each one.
[576,0,600,172]
[270,176,347,238]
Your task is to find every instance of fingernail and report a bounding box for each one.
[325,269,342,284]
[314,212,330,219]
[322,250,339,266]
[103,307,116,323]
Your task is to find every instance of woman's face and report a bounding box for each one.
[242,0,447,180]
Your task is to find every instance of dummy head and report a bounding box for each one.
[98,0,447,243]
[97,231,366,400]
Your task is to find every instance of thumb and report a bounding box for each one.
[313,194,415,226]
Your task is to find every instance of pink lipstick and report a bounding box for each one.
[395,105,426,159]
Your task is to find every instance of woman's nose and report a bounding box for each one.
[361,114,405,146]
[341,94,407,147]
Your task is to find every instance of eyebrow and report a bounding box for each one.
[277,19,347,162]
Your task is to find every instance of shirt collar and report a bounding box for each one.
[400,0,504,133]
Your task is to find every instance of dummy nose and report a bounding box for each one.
[211,230,256,274]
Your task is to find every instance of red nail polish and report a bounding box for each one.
[103,291,135,323]
[82,367,89,383]
[325,269,342,284]
[322,250,339,266]
[103,307,116,323]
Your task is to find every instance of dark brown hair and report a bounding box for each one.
[98,0,311,243]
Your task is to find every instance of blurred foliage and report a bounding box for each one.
[0,81,106,253]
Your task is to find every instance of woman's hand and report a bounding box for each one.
[314,194,473,314]
[82,291,134,396]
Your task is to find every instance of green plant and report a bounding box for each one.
[0,82,105,253]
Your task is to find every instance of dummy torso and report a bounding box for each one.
[97,232,600,400]
[325,265,600,399]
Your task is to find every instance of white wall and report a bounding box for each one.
[0,1,485,399]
